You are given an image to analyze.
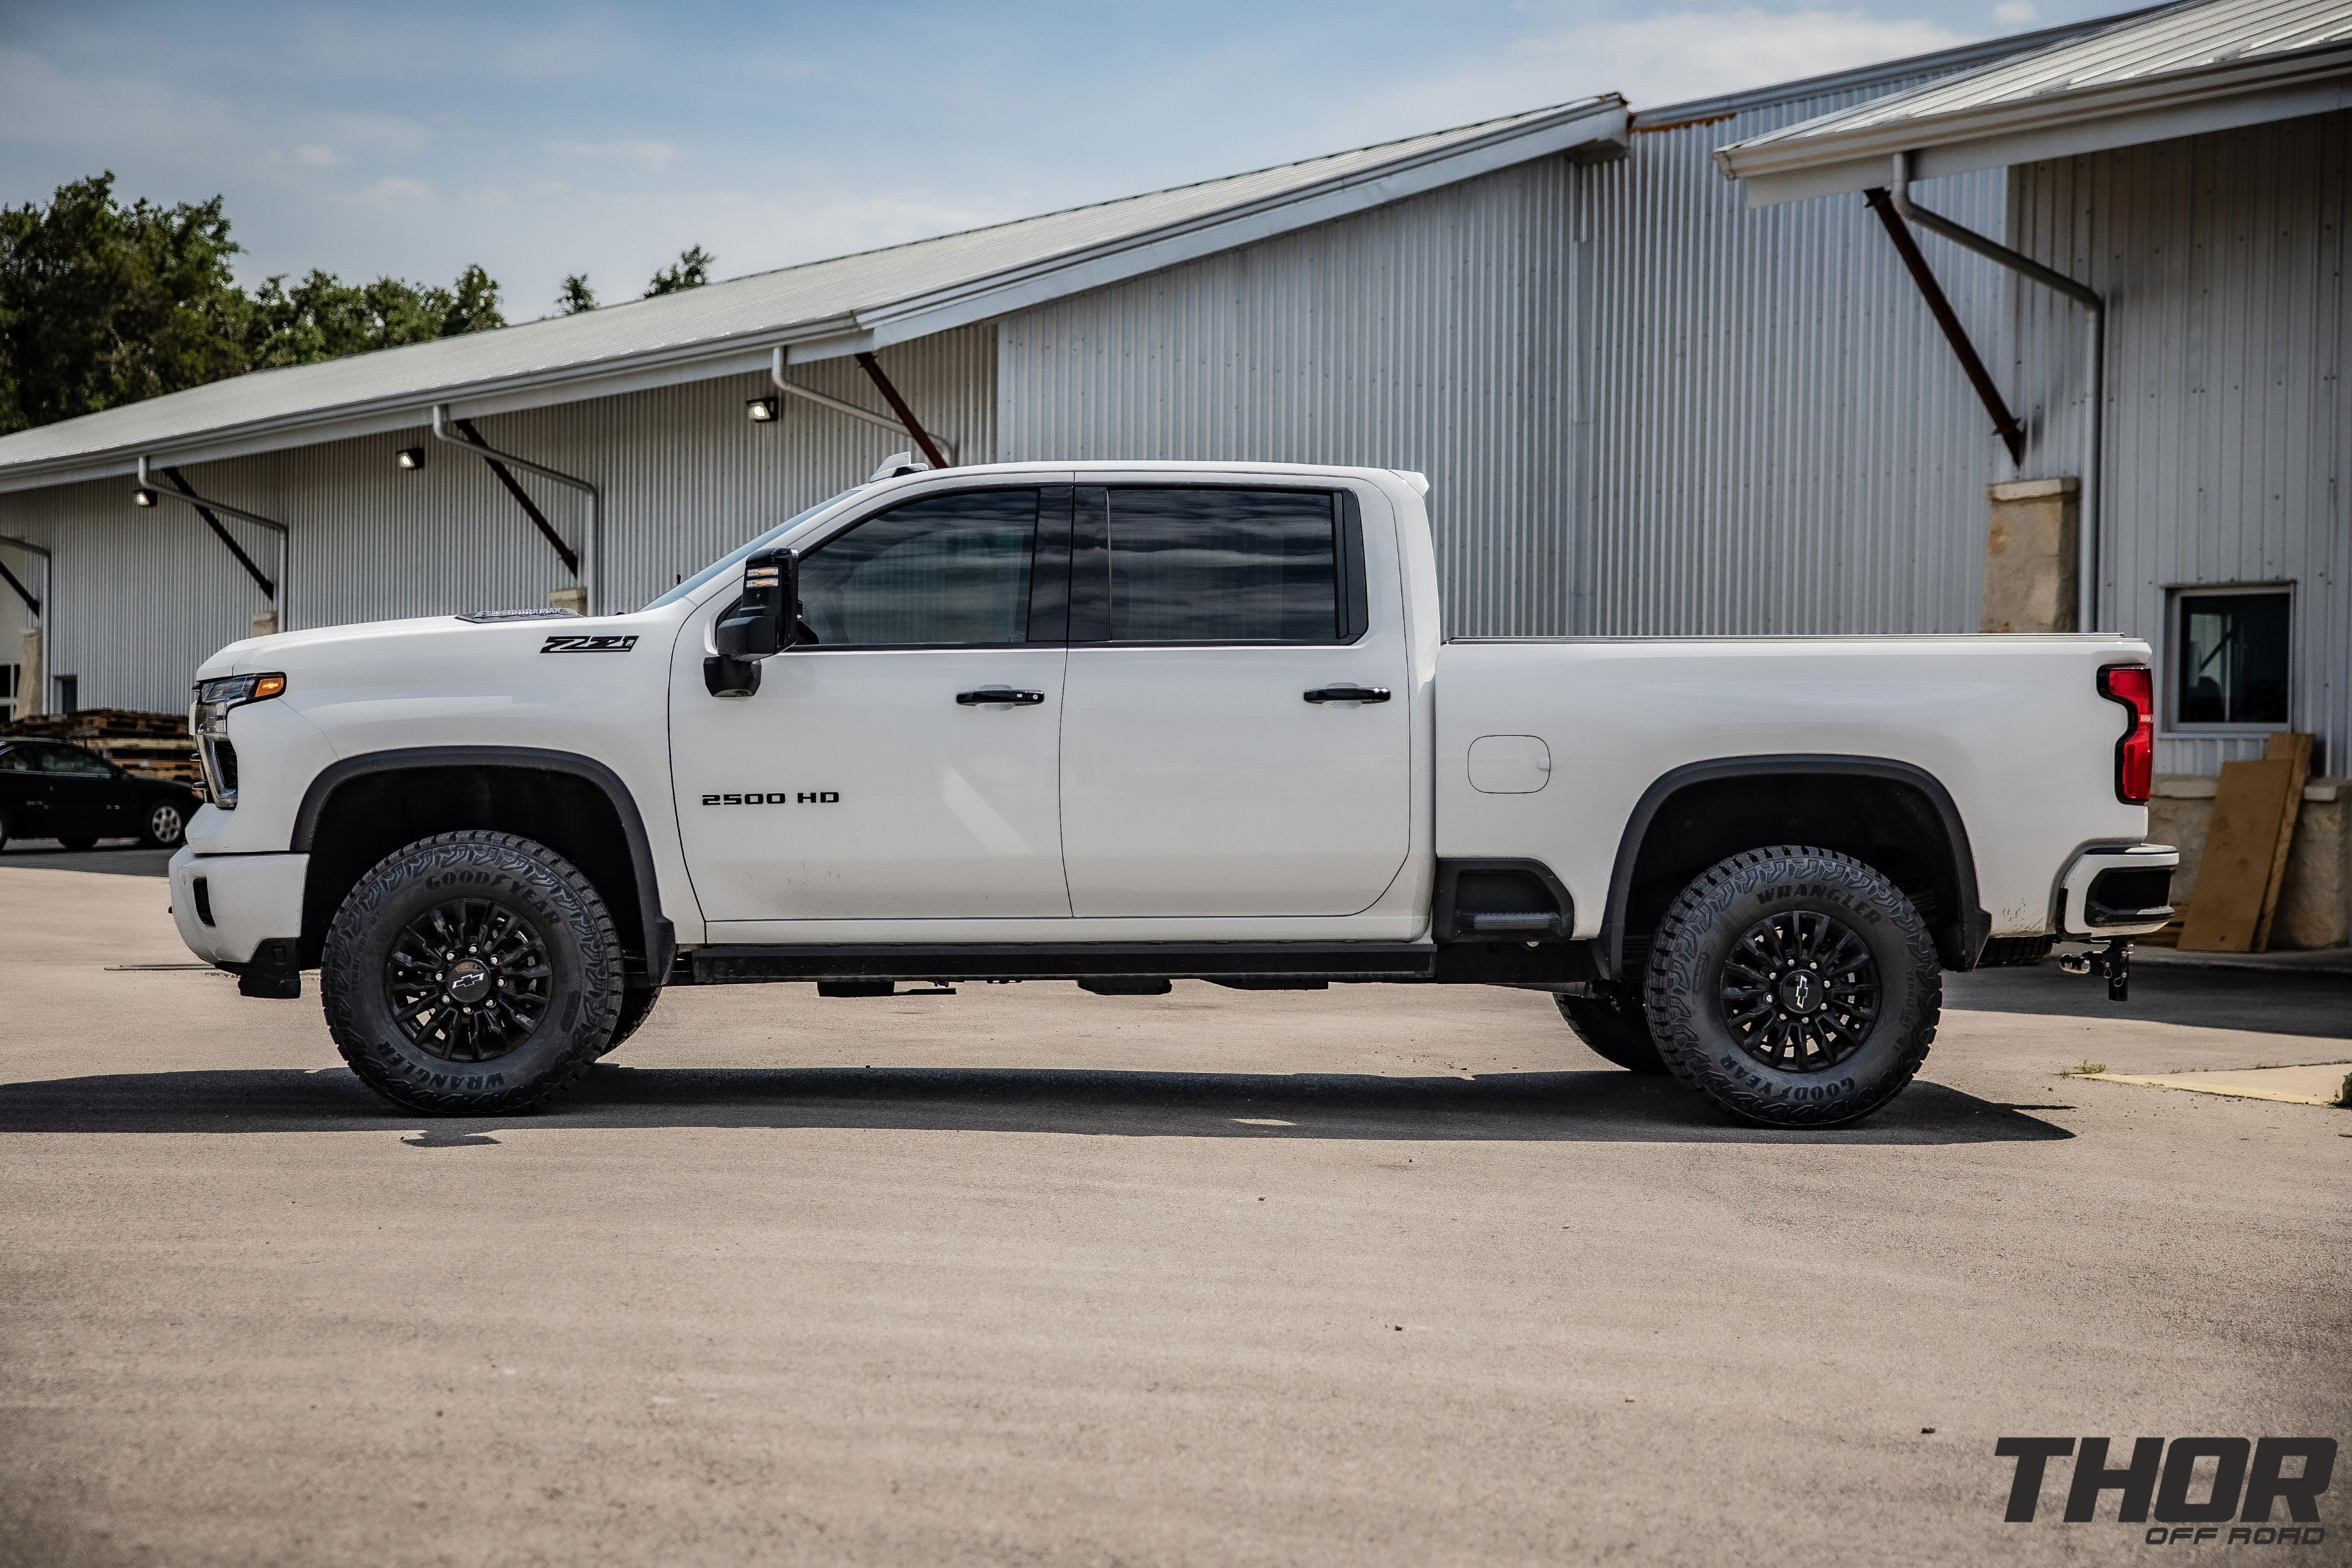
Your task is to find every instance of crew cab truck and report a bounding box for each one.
[169,462,2176,1128]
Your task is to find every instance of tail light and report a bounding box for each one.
[2097,664,2153,804]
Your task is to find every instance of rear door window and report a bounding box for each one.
[1103,489,1341,643]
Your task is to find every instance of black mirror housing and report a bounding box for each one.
[714,549,793,660]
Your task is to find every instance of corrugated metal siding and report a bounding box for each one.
[0,329,993,712]
[994,160,1579,636]
[995,66,2017,639]
[1579,88,2009,635]
[2010,108,2350,774]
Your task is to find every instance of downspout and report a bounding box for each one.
[138,456,292,631]
[0,534,51,717]
[1889,151,2103,633]
[769,347,956,466]
[431,406,601,614]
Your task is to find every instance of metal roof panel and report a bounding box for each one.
[0,98,1623,488]
[1717,0,2352,199]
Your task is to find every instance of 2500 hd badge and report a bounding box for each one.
[701,791,841,805]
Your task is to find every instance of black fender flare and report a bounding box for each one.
[1599,754,1988,979]
[292,745,675,980]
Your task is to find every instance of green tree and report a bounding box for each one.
[0,173,508,434]
[644,245,714,297]
[0,172,249,434]
[245,264,504,369]
[556,273,597,314]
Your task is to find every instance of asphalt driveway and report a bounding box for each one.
[2,866,2345,1567]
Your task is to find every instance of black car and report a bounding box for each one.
[0,739,202,851]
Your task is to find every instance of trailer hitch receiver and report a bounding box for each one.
[2058,937,2132,1002]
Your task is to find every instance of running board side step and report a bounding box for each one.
[689,941,1438,985]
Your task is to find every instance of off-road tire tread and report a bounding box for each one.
[1555,987,1670,1074]
[322,831,622,1115]
[1643,845,1939,1128]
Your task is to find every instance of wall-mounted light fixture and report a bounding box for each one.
[395,447,426,470]
[132,487,157,507]
[745,396,780,423]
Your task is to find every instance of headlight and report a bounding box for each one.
[197,673,286,707]
[191,672,285,808]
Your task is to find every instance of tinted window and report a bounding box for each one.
[0,747,29,773]
[799,489,1037,647]
[2177,591,2289,725]
[1107,489,1339,642]
[42,745,113,776]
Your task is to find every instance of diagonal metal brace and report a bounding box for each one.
[158,466,277,597]
[1863,188,2026,466]
[450,417,580,577]
[0,554,36,614]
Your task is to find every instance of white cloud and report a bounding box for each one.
[546,139,682,172]
[355,175,434,205]
[293,143,340,167]
[1992,1,2040,23]
[1334,6,1976,134]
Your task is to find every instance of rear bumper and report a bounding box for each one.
[2058,842,2178,937]
[169,847,308,967]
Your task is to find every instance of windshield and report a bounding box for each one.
[639,489,863,611]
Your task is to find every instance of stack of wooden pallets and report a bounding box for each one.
[0,708,202,785]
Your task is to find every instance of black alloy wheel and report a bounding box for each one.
[322,831,623,1114]
[384,898,554,1063]
[1718,910,1881,1073]
[1643,845,1939,1129]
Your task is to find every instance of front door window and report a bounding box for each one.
[672,486,1075,924]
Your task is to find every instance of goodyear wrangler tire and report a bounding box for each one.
[1555,986,1669,1074]
[322,831,623,1115]
[1643,845,1939,1129]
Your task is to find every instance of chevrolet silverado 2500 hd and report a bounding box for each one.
[169,462,2176,1128]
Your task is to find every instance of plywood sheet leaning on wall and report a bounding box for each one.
[2177,738,2311,953]
[2251,734,2315,951]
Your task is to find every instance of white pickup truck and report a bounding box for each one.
[170,461,2176,1128]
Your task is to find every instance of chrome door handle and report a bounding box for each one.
[1303,685,1391,704]
[956,688,1047,706]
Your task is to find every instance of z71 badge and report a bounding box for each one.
[541,634,639,654]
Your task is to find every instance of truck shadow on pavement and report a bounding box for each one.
[0,1064,2072,1144]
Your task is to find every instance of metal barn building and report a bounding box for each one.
[1,0,2346,935]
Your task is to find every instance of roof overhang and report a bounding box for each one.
[1717,41,2352,207]
[0,98,1626,496]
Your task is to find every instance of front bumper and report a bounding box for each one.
[169,847,308,967]
[2057,842,2179,938]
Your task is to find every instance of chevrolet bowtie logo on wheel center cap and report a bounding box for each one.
[446,959,493,1005]
[1778,969,1822,1014]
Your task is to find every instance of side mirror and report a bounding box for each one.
[705,549,794,698]
[716,549,792,659]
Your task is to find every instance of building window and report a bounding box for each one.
[0,662,15,724]
[2171,588,2290,729]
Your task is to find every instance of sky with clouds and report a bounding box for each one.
[1,0,2120,320]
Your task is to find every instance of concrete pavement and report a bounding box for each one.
[2,865,2346,1567]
